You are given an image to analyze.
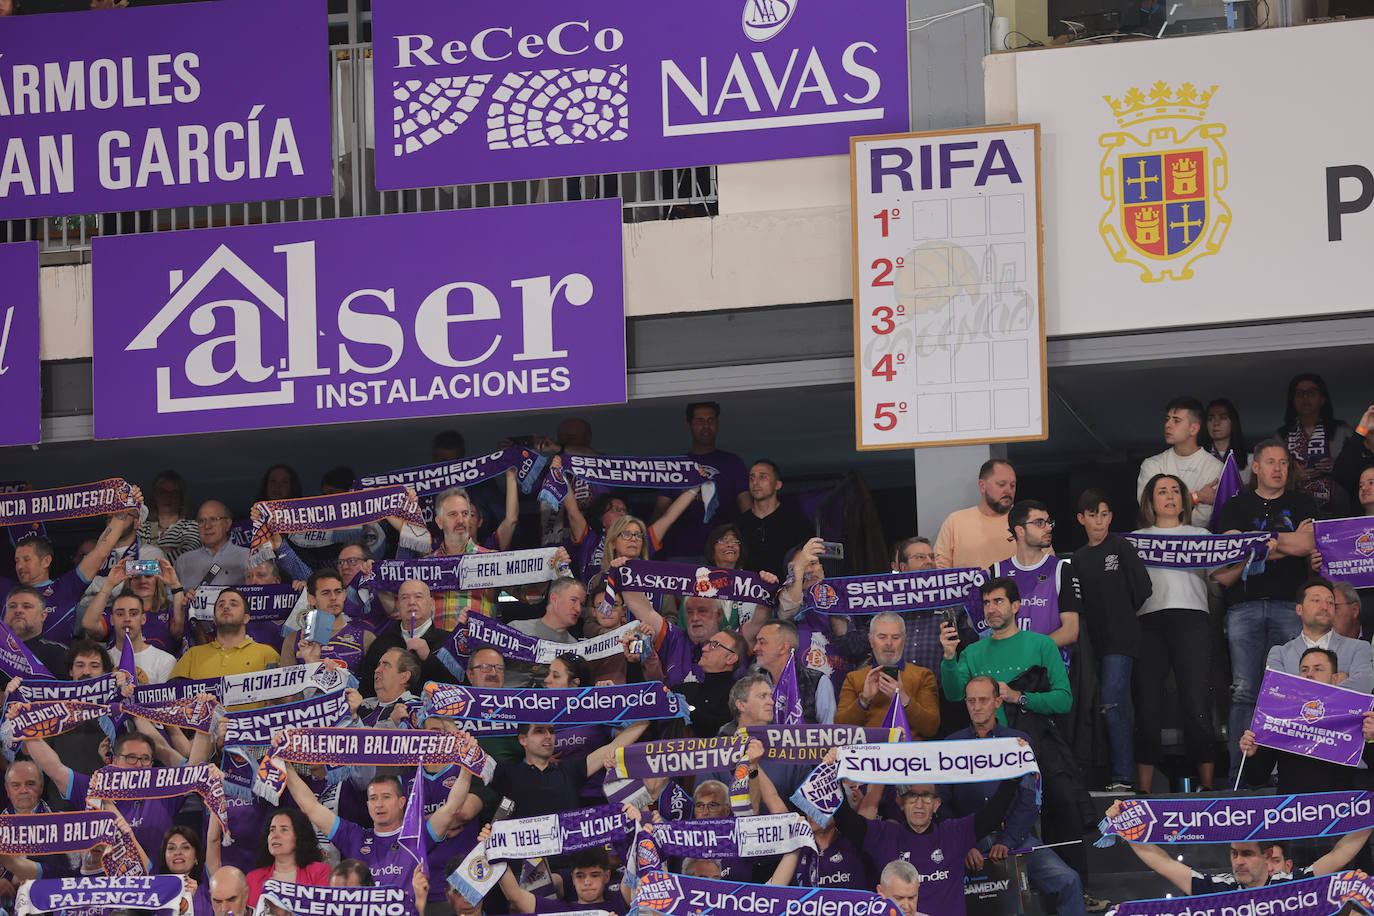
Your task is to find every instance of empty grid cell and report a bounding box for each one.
[898,246,950,290]
[955,391,991,431]
[954,342,989,382]
[910,200,949,240]
[916,394,953,433]
[994,387,1031,429]
[990,242,1026,282]
[990,194,1025,234]
[992,339,1029,380]
[951,197,987,237]
[914,347,952,385]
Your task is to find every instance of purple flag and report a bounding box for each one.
[0,243,40,448]
[657,782,693,822]
[0,0,330,221]
[1211,452,1245,533]
[399,763,427,881]
[773,651,803,726]
[1314,517,1374,588]
[110,631,138,731]
[92,204,627,439]
[880,689,912,741]
[0,619,53,680]
[1250,668,1374,767]
[370,0,910,190]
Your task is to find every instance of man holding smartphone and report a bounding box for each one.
[835,611,940,736]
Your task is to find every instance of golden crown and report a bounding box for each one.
[1134,207,1160,227]
[1171,158,1198,177]
[1103,81,1217,126]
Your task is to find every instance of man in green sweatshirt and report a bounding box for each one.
[940,577,1071,726]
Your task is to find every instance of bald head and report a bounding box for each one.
[210,865,248,915]
[396,578,434,626]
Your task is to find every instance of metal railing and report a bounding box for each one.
[4,43,718,255]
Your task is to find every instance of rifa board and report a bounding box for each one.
[851,125,1046,450]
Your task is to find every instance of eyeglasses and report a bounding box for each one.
[693,801,728,812]
[904,792,938,803]
[338,557,367,567]
[117,753,153,766]
[705,639,737,657]
[470,663,505,674]
[618,531,645,542]
[197,516,230,525]
[1025,518,1055,530]
[717,538,741,548]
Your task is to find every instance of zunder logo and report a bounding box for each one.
[1099,81,1231,282]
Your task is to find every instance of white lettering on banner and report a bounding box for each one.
[660,43,884,136]
[393,21,625,67]
[837,738,1038,784]
[122,239,594,416]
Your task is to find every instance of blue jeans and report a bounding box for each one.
[978,835,1085,916]
[1227,598,1303,779]
[1098,654,1134,783]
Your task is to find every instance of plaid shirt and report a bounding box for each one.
[424,539,547,629]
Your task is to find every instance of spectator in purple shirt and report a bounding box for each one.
[652,401,751,561]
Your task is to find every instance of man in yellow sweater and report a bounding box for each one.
[835,611,939,737]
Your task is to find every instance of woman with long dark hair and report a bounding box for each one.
[159,826,211,916]
[244,809,331,905]
[1277,373,1353,511]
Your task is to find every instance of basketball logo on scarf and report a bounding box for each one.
[423,682,470,718]
[635,872,683,913]
[1357,530,1374,558]
[1327,871,1374,912]
[806,583,839,610]
[1114,800,1156,843]
[692,568,730,598]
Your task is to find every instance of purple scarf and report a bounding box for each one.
[1122,531,1271,569]
[16,875,185,915]
[1111,872,1372,916]
[1289,423,1335,505]
[366,547,562,593]
[257,880,410,916]
[86,764,229,837]
[613,736,748,779]
[630,870,900,916]
[0,811,145,876]
[436,611,638,679]
[802,567,986,615]
[356,446,548,498]
[539,454,721,520]
[606,560,778,607]
[421,681,689,725]
[1098,791,1374,846]
[249,486,427,567]
[0,478,138,525]
[220,689,352,747]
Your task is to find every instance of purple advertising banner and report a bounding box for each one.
[1315,517,1374,588]
[91,200,626,438]
[1250,668,1374,767]
[0,0,331,220]
[370,0,910,189]
[0,242,40,448]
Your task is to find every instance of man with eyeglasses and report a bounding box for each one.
[672,628,749,736]
[621,588,746,688]
[357,579,453,697]
[175,500,250,588]
[457,643,522,762]
[734,460,813,578]
[988,501,1081,653]
[890,537,979,674]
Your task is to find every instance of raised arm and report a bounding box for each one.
[585,720,649,776]
[494,468,520,552]
[779,539,824,611]
[81,565,125,639]
[622,580,666,639]
[283,760,339,837]
[77,509,138,584]
[1106,802,1193,894]
[1312,827,1374,876]
[427,766,475,838]
[648,487,700,545]
[745,740,785,814]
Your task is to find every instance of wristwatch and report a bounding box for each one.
[1018,694,1028,710]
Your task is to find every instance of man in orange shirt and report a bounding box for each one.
[836,611,939,737]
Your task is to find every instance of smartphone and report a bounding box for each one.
[125,558,160,576]
[820,541,845,560]
[881,665,901,681]
[941,607,959,629]
[629,637,647,656]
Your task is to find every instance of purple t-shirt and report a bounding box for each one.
[866,815,974,916]
[658,449,748,559]
[329,816,435,887]
[220,792,270,873]
[816,833,870,890]
[319,618,370,672]
[2,570,89,643]
[65,768,180,864]
[654,623,703,686]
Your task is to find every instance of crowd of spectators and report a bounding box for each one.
[0,385,1371,916]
